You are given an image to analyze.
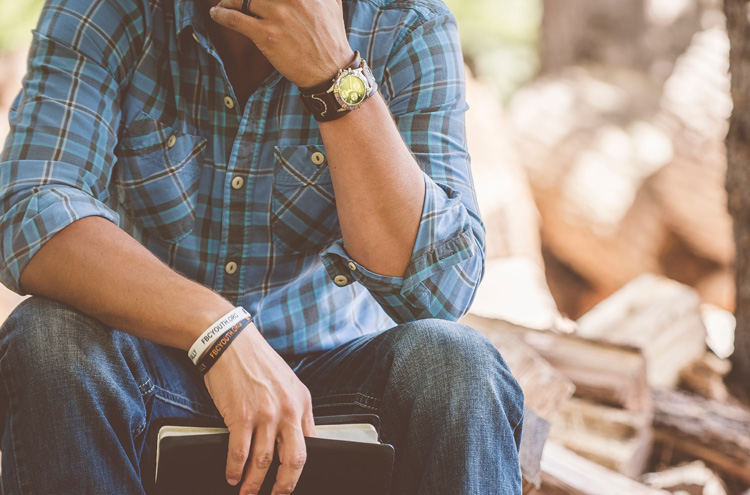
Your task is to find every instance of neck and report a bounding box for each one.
[200,0,275,102]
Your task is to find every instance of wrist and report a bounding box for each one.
[195,315,253,374]
[188,306,251,363]
[297,49,357,91]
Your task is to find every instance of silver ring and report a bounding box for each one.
[241,0,252,15]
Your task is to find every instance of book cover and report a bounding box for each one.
[148,415,394,495]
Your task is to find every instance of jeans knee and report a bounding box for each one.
[387,319,524,427]
[0,297,141,391]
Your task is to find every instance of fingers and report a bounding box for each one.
[240,425,277,495]
[216,0,274,17]
[209,4,263,39]
[301,406,317,438]
[271,426,308,495]
[226,425,254,486]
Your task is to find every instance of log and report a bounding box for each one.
[464,314,650,412]
[521,410,551,494]
[641,461,728,495]
[652,388,750,484]
[538,442,671,495]
[576,274,707,388]
[549,397,653,478]
[678,352,734,404]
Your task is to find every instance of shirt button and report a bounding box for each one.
[348,262,357,271]
[334,275,349,287]
[192,32,200,43]
[311,151,326,165]
[231,176,244,190]
[225,262,238,275]
[167,134,177,148]
[224,96,235,109]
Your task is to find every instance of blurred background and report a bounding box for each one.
[1,0,746,493]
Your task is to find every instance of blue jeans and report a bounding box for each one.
[0,297,524,494]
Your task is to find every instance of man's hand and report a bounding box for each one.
[209,0,355,88]
[204,324,316,495]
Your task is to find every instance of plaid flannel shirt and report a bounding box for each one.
[0,0,485,354]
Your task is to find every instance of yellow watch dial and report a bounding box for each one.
[339,74,367,106]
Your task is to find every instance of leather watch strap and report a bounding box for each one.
[299,51,376,123]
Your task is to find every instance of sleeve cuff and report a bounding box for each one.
[1,189,120,294]
[320,173,476,298]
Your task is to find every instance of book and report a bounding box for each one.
[147,415,394,495]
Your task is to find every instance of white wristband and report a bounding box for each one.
[189,307,251,364]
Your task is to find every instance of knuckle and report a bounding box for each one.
[242,481,262,494]
[276,482,297,494]
[289,451,307,470]
[255,451,274,469]
[230,446,250,462]
[255,409,276,424]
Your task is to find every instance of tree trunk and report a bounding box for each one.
[725,0,750,396]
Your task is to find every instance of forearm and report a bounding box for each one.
[19,216,235,350]
[320,94,426,277]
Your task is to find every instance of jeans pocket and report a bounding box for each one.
[115,112,207,244]
[271,145,340,254]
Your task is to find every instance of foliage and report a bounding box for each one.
[444,0,542,101]
[0,0,45,52]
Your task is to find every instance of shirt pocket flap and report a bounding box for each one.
[271,145,339,254]
[115,113,207,244]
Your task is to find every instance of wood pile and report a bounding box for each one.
[463,1,746,494]
[463,273,750,494]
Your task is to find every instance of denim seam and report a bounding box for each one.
[138,378,155,397]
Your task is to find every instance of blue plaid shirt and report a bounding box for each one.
[0,0,484,354]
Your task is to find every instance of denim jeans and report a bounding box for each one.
[0,297,524,494]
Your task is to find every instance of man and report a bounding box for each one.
[0,0,524,493]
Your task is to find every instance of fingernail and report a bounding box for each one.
[210,6,217,17]
[227,477,239,485]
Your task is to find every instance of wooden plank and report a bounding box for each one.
[521,410,551,494]
[549,398,653,478]
[641,461,728,495]
[652,388,750,483]
[465,314,649,412]
[678,352,734,403]
[576,274,707,388]
[538,442,671,495]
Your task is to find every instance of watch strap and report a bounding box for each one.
[299,51,377,123]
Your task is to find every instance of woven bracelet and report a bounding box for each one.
[196,316,253,374]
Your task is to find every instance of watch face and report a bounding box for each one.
[338,74,367,106]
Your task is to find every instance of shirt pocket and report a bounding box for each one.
[115,113,207,244]
[271,145,340,254]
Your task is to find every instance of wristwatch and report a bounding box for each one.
[299,51,378,122]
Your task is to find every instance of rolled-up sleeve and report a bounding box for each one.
[322,8,485,323]
[0,0,142,293]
